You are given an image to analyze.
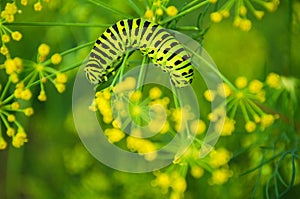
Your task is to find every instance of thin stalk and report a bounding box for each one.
[4,22,111,27]
[136,55,148,90]
[88,0,133,18]
[160,0,210,24]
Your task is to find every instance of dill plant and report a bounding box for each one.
[0,0,299,199]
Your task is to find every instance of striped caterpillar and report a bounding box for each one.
[85,18,194,88]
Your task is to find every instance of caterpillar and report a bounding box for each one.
[85,18,194,88]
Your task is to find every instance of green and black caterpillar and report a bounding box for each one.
[85,18,194,87]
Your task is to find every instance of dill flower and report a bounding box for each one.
[190,119,206,135]
[145,9,154,19]
[166,6,178,16]
[11,31,22,41]
[0,137,8,150]
[155,8,164,16]
[104,128,125,143]
[266,72,281,89]
[190,166,204,178]
[209,0,280,31]
[148,86,162,99]
[51,53,62,65]
[209,148,232,168]
[210,12,223,23]
[38,43,50,57]
[249,79,263,93]
[12,128,28,148]
[204,89,215,101]
[245,121,257,133]
[2,34,10,43]
[235,76,248,89]
[209,168,233,185]
[34,2,43,11]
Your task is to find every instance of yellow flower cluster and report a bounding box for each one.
[152,171,187,198]
[0,42,67,149]
[0,2,25,57]
[0,82,33,149]
[210,0,280,31]
[1,2,18,23]
[144,0,178,21]
[204,73,281,134]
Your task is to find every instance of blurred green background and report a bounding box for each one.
[0,0,300,199]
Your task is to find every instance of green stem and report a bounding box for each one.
[160,0,210,24]
[88,0,133,18]
[126,0,144,16]
[118,52,130,82]
[0,78,11,101]
[42,41,94,66]
[188,49,237,91]
[136,55,148,90]
[4,22,111,27]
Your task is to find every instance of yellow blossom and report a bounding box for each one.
[55,73,68,84]
[190,119,206,135]
[217,83,231,98]
[204,89,215,101]
[21,89,32,100]
[10,73,19,83]
[264,2,278,12]
[144,9,154,19]
[239,6,247,16]
[21,0,28,6]
[4,59,17,75]
[11,31,22,41]
[112,119,122,129]
[220,10,230,18]
[7,114,16,122]
[7,127,15,136]
[209,148,231,168]
[149,87,162,99]
[190,166,204,178]
[5,3,18,15]
[34,2,43,11]
[38,90,47,101]
[266,72,281,89]
[38,43,50,57]
[12,128,28,148]
[155,8,163,16]
[235,76,248,89]
[210,12,222,23]
[2,34,10,43]
[14,57,23,73]
[0,137,7,150]
[51,53,62,64]
[24,108,34,116]
[166,6,178,16]
[239,19,252,31]
[1,46,9,55]
[245,121,256,133]
[11,102,20,110]
[260,114,275,130]
[104,128,125,143]
[171,176,187,193]
[209,168,233,185]
[215,117,235,136]
[209,0,218,3]
[153,173,171,189]
[254,10,264,19]
[55,83,66,93]
[249,79,263,93]
[130,90,142,102]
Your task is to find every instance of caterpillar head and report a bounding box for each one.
[85,58,107,84]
